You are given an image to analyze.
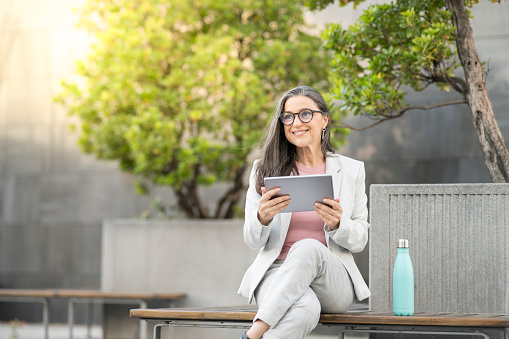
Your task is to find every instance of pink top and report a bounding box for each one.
[276,162,327,260]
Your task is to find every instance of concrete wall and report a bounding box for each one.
[0,0,178,323]
[0,0,508,327]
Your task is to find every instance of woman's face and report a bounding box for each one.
[282,95,329,151]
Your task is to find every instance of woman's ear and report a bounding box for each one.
[322,113,330,129]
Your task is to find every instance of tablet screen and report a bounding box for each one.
[263,174,333,213]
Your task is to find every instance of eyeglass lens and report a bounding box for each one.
[280,110,315,125]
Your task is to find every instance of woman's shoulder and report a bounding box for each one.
[328,153,364,167]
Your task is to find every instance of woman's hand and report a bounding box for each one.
[314,198,342,230]
[257,187,291,226]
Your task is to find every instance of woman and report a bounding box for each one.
[238,86,370,339]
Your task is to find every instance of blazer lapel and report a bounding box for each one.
[326,155,342,199]
[280,212,292,241]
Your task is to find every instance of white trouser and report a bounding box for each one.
[254,238,356,339]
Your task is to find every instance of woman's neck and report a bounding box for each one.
[296,147,325,168]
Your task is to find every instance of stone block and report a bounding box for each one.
[340,98,468,162]
[103,304,140,339]
[1,174,40,223]
[457,159,491,183]
[475,37,509,94]
[0,82,6,127]
[5,127,51,173]
[369,184,509,314]
[3,78,53,126]
[0,224,46,273]
[0,134,6,172]
[1,30,50,78]
[471,2,509,37]
[78,173,142,221]
[49,28,92,76]
[38,173,81,222]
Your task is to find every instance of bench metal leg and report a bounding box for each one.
[153,322,165,339]
[68,299,75,339]
[42,298,49,339]
[339,328,490,338]
[86,302,93,339]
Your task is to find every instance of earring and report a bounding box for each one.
[322,127,326,140]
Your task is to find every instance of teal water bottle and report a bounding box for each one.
[393,239,414,316]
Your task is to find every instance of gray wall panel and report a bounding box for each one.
[370,184,509,314]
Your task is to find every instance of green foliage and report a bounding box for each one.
[10,321,19,339]
[55,0,332,218]
[306,0,365,11]
[320,0,461,121]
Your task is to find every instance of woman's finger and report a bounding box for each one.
[262,196,290,213]
[258,199,290,224]
[322,198,341,210]
[260,187,281,201]
[258,187,290,224]
[315,198,342,229]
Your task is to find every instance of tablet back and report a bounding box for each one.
[263,174,333,213]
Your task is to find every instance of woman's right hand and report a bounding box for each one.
[257,187,290,226]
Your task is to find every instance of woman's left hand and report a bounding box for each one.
[314,198,342,230]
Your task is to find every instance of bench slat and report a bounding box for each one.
[0,289,186,300]
[130,307,509,328]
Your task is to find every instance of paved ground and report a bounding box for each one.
[0,322,367,339]
[0,322,102,339]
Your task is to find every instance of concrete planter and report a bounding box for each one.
[369,184,509,314]
[101,219,256,339]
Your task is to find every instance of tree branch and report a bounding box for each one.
[337,99,467,131]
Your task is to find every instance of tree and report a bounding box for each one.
[56,0,334,219]
[306,0,509,182]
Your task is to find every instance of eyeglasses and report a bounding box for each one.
[279,109,323,126]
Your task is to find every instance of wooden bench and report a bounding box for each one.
[130,305,509,339]
[0,289,186,339]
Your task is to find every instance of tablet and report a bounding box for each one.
[263,174,334,213]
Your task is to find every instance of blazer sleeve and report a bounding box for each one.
[243,160,272,250]
[325,161,369,253]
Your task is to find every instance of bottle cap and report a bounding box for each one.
[397,239,409,248]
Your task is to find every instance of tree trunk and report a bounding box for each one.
[447,0,509,183]
[175,164,211,218]
[214,165,247,219]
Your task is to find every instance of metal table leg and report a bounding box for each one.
[139,301,148,339]
[68,298,75,339]
[87,302,93,339]
[42,298,49,339]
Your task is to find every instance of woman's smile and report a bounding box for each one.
[292,129,309,136]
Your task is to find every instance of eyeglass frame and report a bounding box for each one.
[279,109,324,126]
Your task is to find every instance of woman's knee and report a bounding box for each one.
[270,290,320,337]
[288,238,327,260]
[291,290,321,331]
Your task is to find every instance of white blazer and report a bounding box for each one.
[238,154,371,303]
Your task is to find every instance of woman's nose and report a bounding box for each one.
[292,115,303,127]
